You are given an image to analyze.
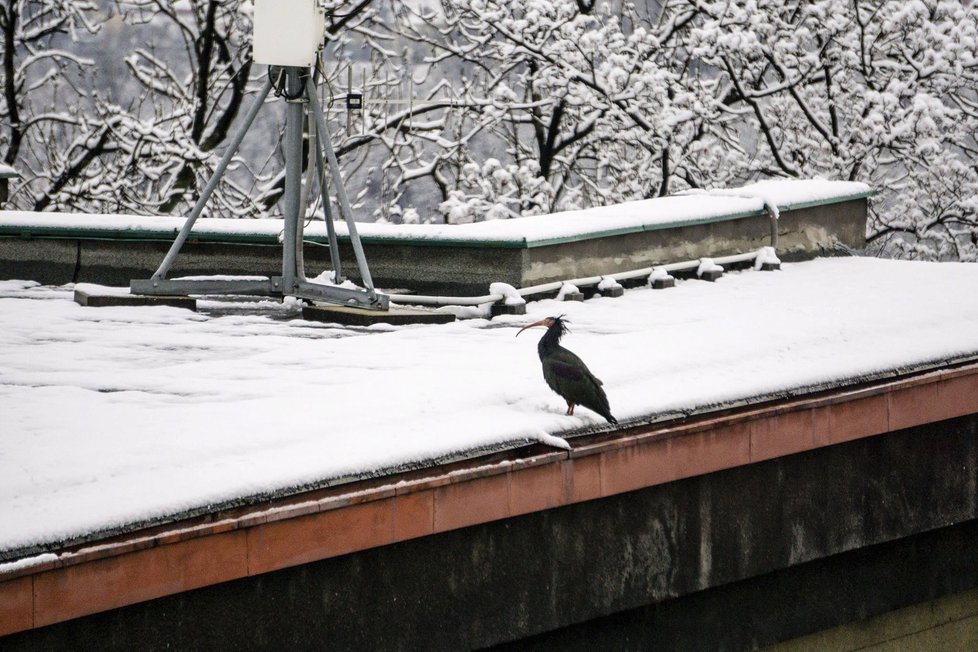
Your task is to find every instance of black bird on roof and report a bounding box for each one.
[516,316,618,424]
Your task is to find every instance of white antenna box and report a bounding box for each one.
[252,0,325,67]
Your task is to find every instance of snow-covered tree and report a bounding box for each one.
[419,0,978,255]
[0,0,104,209]
[5,0,978,260]
[688,0,978,260]
[69,0,265,217]
[386,0,752,219]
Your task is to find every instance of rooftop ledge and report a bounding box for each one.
[2,251,978,635]
[0,179,871,294]
[2,357,976,636]
[0,179,870,249]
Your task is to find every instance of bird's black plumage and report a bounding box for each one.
[517,316,617,424]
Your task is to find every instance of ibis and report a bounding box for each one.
[516,315,618,424]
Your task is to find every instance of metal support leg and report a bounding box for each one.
[314,130,344,283]
[153,76,274,280]
[281,68,305,293]
[306,81,376,295]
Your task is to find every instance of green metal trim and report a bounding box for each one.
[354,235,528,249]
[0,224,280,245]
[776,189,874,212]
[0,223,532,249]
[523,207,765,249]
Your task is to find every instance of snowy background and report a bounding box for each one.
[4,255,978,559]
[3,1,977,259]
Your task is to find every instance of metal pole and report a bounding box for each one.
[281,68,305,293]
[314,131,344,283]
[295,96,319,283]
[307,81,377,295]
[153,75,274,280]
[310,60,342,282]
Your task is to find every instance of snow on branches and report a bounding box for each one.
[3,0,978,259]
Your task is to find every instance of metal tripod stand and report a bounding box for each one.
[130,66,389,311]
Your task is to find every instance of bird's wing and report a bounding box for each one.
[546,359,586,382]
[551,348,602,384]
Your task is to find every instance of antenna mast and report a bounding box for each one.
[130,0,388,310]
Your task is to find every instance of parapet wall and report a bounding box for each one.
[0,180,869,294]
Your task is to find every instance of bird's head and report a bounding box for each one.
[516,315,569,338]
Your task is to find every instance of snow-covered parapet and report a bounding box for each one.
[738,188,780,221]
[0,179,871,249]
[702,179,872,223]
[735,179,871,207]
[703,185,783,221]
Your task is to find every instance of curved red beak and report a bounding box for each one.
[516,318,552,337]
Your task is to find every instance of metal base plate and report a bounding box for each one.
[130,276,389,310]
[75,286,197,310]
[302,304,455,326]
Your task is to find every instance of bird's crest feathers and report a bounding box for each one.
[549,314,570,338]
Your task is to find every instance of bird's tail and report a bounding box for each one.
[595,398,617,425]
[592,388,617,425]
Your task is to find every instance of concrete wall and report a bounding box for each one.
[771,588,978,651]
[0,199,866,294]
[4,415,976,651]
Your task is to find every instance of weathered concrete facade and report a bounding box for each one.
[2,361,976,650]
[2,417,976,650]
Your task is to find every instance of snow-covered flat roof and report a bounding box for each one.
[2,254,972,560]
[0,179,869,247]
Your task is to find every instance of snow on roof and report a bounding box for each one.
[2,254,966,559]
[0,179,869,246]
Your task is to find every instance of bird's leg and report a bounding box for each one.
[566,403,575,416]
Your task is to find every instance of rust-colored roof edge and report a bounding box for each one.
[2,359,978,635]
[6,353,975,568]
